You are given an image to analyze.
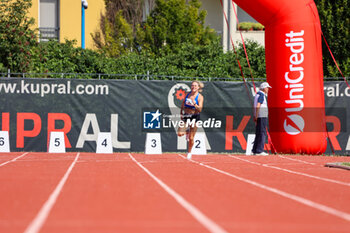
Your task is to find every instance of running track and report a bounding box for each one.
[0,152,350,233]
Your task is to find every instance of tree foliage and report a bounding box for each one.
[93,0,219,58]
[27,39,266,79]
[316,0,350,77]
[91,0,144,57]
[136,0,218,55]
[102,0,144,33]
[102,11,134,57]
[0,0,38,72]
[0,0,265,79]
[101,39,266,79]
[30,39,108,77]
[2,0,350,81]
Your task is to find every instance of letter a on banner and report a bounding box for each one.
[145,133,162,154]
[48,132,65,153]
[96,132,113,154]
[346,135,350,151]
[0,131,10,152]
[246,134,255,155]
[191,133,207,155]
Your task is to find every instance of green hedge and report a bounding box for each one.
[25,39,266,80]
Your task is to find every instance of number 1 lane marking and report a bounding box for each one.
[129,153,228,233]
[0,152,28,167]
[24,153,80,233]
[179,154,350,222]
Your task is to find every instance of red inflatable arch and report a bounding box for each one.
[234,0,327,154]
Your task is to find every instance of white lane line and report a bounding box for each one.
[278,155,317,165]
[24,153,80,233]
[178,154,350,222]
[227,155,350,187]
[129,153,228,233]
[0,152,28,167]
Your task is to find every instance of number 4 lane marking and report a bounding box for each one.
[102,139,107,147]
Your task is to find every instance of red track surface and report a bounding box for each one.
[0,152,350,233]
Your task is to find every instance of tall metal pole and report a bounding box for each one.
[81,5,85,49]
[81,0,88,49]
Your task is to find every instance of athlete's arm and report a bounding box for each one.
[194,94,204,112]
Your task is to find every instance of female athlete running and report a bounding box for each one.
[178,81,204,159]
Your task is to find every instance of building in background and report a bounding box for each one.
[201,0,264,51]
[141,0,265,51]
[28,0,263,51]
[28,0,104,49]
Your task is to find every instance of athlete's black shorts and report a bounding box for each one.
[183,113,200,123]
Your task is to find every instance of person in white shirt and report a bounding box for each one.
[252,82,271,155]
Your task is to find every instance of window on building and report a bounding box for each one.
[39,0,59,41]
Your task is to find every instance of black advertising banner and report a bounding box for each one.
[323,82,350,154]
[0,78,349,155]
